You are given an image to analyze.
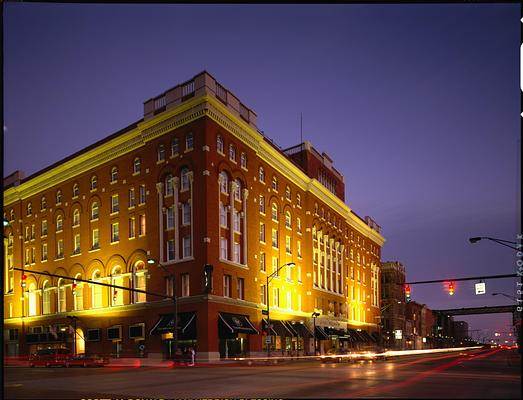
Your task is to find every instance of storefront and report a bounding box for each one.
[150,312,197,359]
[218,313,258,358]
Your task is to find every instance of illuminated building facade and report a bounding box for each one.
[3,71,385,361]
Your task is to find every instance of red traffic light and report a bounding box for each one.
[21,274,27,288]
[448,282,454,296]
[405,284,411,301]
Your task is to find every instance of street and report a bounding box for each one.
[4,348,521,399]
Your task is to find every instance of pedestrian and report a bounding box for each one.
[189,347,195,366]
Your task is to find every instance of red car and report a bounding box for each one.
[29,348,72,367]
[64,354,109,368]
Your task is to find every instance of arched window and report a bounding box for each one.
[181,167,190,191]
[42,280,51,314]
[73,274,83,311]
[111,166,118,183]
[133,261,146,303]
[321,207,325,218]
[111,266,123,306]
[165,174,174,196]
[10,209,14,221]
[217,135,224,154]
[171,138,179,156]
[57,278,66,313]
[296,193,301,207]
[56,190,62,205]
[259,167,265,183]
[186,132,194,150]
[220,171,228,194]
[240,152,247,169]
[157,144,165,161]
[92,270,103,308]
[26,202,32,216]
[56,215,63,232]
[297,217,302,233]
[285,186,291,200]
[133,158,141,174]
[285,211,292,228]
[91,202,99,220]
[229,144,236,161]
[72,183,79,198]
[272,203,278,222]
[73,209,80,226]
[314,202,318,214]
[234,178,242,201]
[28,283,37,316]
[90,175,97,190]
[41,196,47,211]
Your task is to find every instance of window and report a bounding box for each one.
[91,202,99,220]
[181,273,190,297]
[285,236,292,254]
[240,152,247,169]
[220,171,228,194]
[72,183,79,198]
[129,217,135,238]
[25,226,29,242]
[233,242,241,263]
[42,281,51,314]
[165,174,173,196]
[42,243,48,261]
[237,278,244,300]
[297,240,302,258]
[111,223,119,243]
[139,214,146,236]
[31,224,35,240]
[26,202,32,216]
[73,209,80,226]
[217,135,224,154]
[297,217,302,234]
[129,324,145,339]
[260,252,266,272]
[186,132,193,150]
[56,215,63,232]
[92,228,99,249]
[41,196,47,210]
[111,167,118,183]
[31,247,35,263]
[273,287,280,307]
[259,195,265,214]
[285,211,291,228]
[92,271,103,308]
[167,239,175,261]
[139,185,146,204]
[28,284,37,316]
[171,138,179,156]
[285,186,291,200]
[260,284,266,305]
[10,209,14,221]
[297,265,302,282]
[271,229,279,248]
[234,178,242,201]
[133,158,141,174]
[233,210,240,232]
[296,193,301,207]
[111,267,123,306]
[223,274,231,297]
[57,279,66,313]
[56,190,62,205]
[183,236,191,258]
[229,144,236,161]
[129,188,135,208]
[87,329,101,341]
[157,144,165,161]
[182,202,191,225]
[111,194,119,213]
[166,206,175,229]
[271,203,278,222]
[220,237,228,260]
[259,167,265,183]
[181,168,190,191]
[219,203,227,227]
[272,176,278,191]
[134,267,146,303]
[259,223,265,242]
[73,234,81,254]
[90,175,97,190]
[272,257,279,276]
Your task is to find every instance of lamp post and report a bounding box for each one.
[311,312,320,355]
[67,316,79,356]
[148,258,177,358]
[469,237,519,251]
[266,262,295,358]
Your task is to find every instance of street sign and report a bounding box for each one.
[265,338,271,344]
[394,330,403,339]
[475,282,486,295]
[261,310,268,315]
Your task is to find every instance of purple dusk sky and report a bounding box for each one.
[3,4,520,341]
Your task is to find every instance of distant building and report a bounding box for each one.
[380,261,406,349]
[453,320,469,341]
[405,301,433,349]
[432,311,455,348]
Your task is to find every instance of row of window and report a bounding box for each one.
[156,132,193,163]
[216,135,247,169]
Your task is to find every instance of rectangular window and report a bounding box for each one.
[111,223,119,243]
[167,239,175,261]
[260,284,266,305]
[57,239,64,258]
[181,273,190,297]
[271,229,278,248]
[42,243,48,261]
[74,234,81,254]
[233,210,241,232]
[31,247,35,263]
[87,329,101,341]
[237,278,244,300]
[129,217,135,238]
[259,223,265,242]
[111,194,119,213]
[128,188,135,208]
[297,265,302,282]
[182,202,191,225]
[233,242,241,264]
[92,228,99,249]
[139,185,146,204]
[166,206,174,229]
[183,236,191,258]
[272,256,279,277]
[273,287,280,307]
[31,224,35,240]
[223,274,231,297]
[220,237,228,260]
[286,263,292,281]
[41,220,48,236]
[139,215,146,236]
[259,252,266,272]
[297,241,302,258]
[107,326,122,340]
[129,324,145,339]
[259,195,265,214]
[285,236,291,254]
[219,204,227,227]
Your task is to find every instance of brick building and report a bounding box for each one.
[380,261,406,350]
[3,71,385,362]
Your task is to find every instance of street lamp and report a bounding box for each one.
[468,237,519,251]
[147,258,177,358]
[311,312,320,355]
[266,262,295,358]
[492,293,518,302]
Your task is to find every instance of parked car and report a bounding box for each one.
[29,348,72,367]
[65,354,109,368]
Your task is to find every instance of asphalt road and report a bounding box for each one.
[4,348,521,399]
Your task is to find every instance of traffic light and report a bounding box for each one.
[21,274,27,288]
[113,290,118,302]
[72,282,77,295]
[448,282,454,296]
[405,284,411,302]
